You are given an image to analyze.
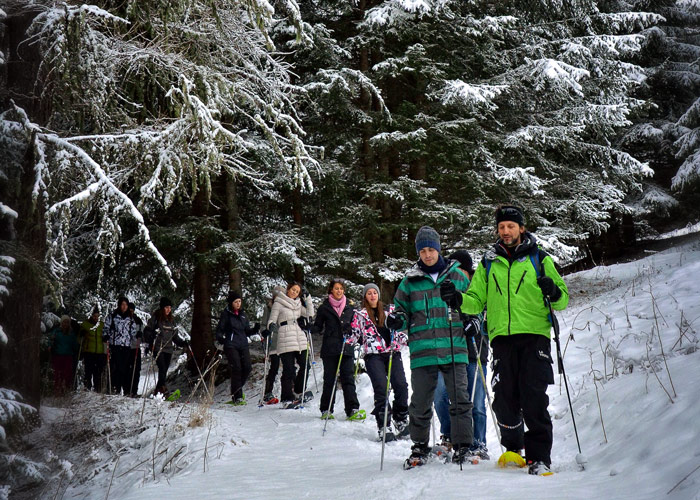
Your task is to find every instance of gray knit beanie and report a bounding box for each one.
[362,283,380,300]
[415,226,441,255]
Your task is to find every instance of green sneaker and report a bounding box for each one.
[320,411,335,420]
[347,409,366,421]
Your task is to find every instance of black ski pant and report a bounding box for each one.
[225,345,252,401]
[110,345,133,395]
[491,334,554,465]
[264,353,280,395]
[279,350,309,402]
[129,347,141,396]
[155,351,172,393]
[365,352,408,428]
[409,363,473,449]
[83,352,106,392]
[320,353,359,416]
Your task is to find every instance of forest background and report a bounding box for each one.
[1,0,699,410]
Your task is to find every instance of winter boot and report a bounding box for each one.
[393,417,409,439]
[452,445,479,465]
[403,442,431,469]
[439,435,453,451]
[347,409,367,421]
[469,443,490,460]
[527,460,553,476]
[320,411,335,420]
[302,391,314,403]
[378,423,396,443]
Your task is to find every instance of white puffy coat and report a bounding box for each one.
[267,290,314,355]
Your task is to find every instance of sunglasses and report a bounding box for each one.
[331,277,346,285]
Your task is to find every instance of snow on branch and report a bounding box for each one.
[523,58,591,96]
[437,80,507,112]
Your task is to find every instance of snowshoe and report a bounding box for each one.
[320,411,335,420]
[431,443,453,463]
[393,418,410,439]
[263,393,279,405]
[452,446,479,465]
[527,460,553,476]
[469,443,490,460]
[498,450,526,468]
[284,399,302,409]
[347,409,366,421]
[166,389,181,401]
[403,443,431,470]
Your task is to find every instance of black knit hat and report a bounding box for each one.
[449,250,474,274]
[227,290,242,305]
[159,297,173,309]
[495,205,525,226]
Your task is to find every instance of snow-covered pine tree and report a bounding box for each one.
[0,0,316,381]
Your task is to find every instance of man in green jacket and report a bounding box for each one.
[440,205,569,476]
[387,226,474,467]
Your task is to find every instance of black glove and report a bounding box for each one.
[440,280,462,309]
[269,323,279,335]
[537,276,562,301]
[251,322,260,334]
[297,317,308,328]
[261,329,271,339]
[301,287,309,298]
[463,315,481,338]
[342,323,352,336]
[386,312,404,331]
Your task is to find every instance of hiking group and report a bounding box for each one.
[45,203,568,474]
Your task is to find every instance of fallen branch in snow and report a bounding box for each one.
[588,352,608,443]
[644,341,674,404]
[666,463,700,494]
[105,454,119,500]
[648,284,677,398]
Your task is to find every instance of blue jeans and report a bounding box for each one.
[434,362,487,445]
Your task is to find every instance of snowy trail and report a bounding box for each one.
[42,239,700,500]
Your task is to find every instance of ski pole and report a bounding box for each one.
[106,347,112,395]
[323,337,347,436]
[130,345,139,397]
[353,345,361,380]
[546,295,586,469]
[307,327,319,393]
[299,336,311,410]
[380,331,395,471]
[470,336,504,455]
[73,340,83,392]
[446,300,463,471]
[258,337,271,408]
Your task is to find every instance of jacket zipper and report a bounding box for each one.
[507,262,512,335]
[515,270,527,294]
[425,295,430,323]
[493,274,504,295]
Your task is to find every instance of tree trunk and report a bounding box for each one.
[224,174,241,292]
[190,185,213,368]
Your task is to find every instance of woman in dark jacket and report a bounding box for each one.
[215,291,260,405]
[313,278,363,420]
[143,297,185,396]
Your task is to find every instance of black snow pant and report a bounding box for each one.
[155,351,172,393]
[264,354,280,395]
[225,345,252,400]
[491,334,554,466]
[319,353,359,416]
[279,350,309,402]
[83,352,106,392]
[110,345,133,395]
[129,347,141,396]
[409,363,473,449]
[364,352,409,428]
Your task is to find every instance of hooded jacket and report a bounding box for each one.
[267,289,314,355]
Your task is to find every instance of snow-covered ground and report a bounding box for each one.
[23,238,700,500]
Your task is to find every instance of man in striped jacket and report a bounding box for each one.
[388,226,474,467]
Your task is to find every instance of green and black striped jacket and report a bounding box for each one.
[393,259,469,369]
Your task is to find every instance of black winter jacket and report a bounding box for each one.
[314,299,355,357]
[215,307,258,349]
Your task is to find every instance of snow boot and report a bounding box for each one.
[439,435,453,451]
[347,409,366,421]
[452,445,479,465]
[320,411,335,420]
[378,423,397,443]
[527,460,553,476]
[469,443,490,460]
[403,442,431,469]
[302,391,314,403]
[498,450,526,468]
[393,417,409,439]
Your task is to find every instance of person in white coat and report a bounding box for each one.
[267,281,314,403]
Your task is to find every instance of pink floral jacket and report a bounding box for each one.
[348,305,407,354]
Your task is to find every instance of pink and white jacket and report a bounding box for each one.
[348,305,407,355]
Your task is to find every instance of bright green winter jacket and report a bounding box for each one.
[393,259,470,369]
[459,233,568,340]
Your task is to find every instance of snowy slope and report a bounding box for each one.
[29,238,700,500]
